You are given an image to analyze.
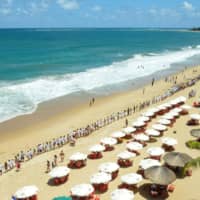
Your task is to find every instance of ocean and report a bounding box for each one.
[0,28,200,123]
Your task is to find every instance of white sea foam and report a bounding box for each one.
[0,46,200,123]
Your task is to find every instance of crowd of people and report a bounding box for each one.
[0,71,199,176]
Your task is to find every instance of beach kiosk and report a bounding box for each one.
[111,189,134,200]
[49,166,70,185]
[98,162,119,180]
[111,131,125,144]
[147,147,165,161]
[70,184,96,200]
[119,173,143,191]
[14,185,39,200]
[68,152,87,169]
[161,137,177,151]
[126,141,143,155]
[117,151,136,167]
[100,137,117,151]
[88,144,105,159]
[90,172,111,193]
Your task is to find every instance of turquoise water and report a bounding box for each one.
[0,28,200,122]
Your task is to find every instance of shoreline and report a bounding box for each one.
[0,65,199,162]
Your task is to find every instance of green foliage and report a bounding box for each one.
[182,157,200,176]
[186,140,200,149]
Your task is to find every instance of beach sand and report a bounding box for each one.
[0,66,200,200]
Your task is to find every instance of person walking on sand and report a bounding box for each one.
[125,118,128,127]
[15,160,20,172]
[53,155,58,166]
[59,150,65,162]
[46,160,50,173]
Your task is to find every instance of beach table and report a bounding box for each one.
[49,166,70,185]
[119,173,143,191]
[147,147,165,161]
[138,159,161,177]
[180,105,191,115]
[90,172,111,193]
[68,152,87,169]
[117,151,136,167]
[70,184,95,200]
[161,137,177,151]
[14,185,39,200]
[100,137,117,151]
[126,141,143,155]
[134,133,149,146]
[111,189,134,200]
[88,144,105,159]
[122,127,136,139]
[111,131,125,143]
[132,121,146,133]
[187,114,200,126]
[98,162,119,180]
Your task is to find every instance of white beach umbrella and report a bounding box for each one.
[136,116,150,122]
[14,185,39,199]
[161,114,174,120]
[122,127,136,134]
[139,159,161,170]
[158,119,171,125]
[161,137,178,146]
[132,121,145,128]
[98,162,119,174]
[49,166,70,178]
[147,108,159,113]
[134,133,149,141]
[147,147,165,156]
[126,142,143,151]
[145,129,160,136]
[90,172,111,184]
[117,151,136,160]
[168,111,179,117]
[142,111,155,117]
[152,124,167,131]
[172,108,182,113]
[111,131,125,138]
[157,105,167,111]
[89,144,105,152]
[70,184,94,197]
[181,105,192,110]
[190,114,200,120]
[178,96,186,103]
[69,152,87,161]
[111,189,134,200]
[121,173,143,185]
[100,137,117,146]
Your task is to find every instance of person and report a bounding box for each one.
[59,150,65,162]
[152,78,155,86]
[15,160,20,172]
[53,155,58,166]
[46,160,50,173]
[125,118,128,127]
